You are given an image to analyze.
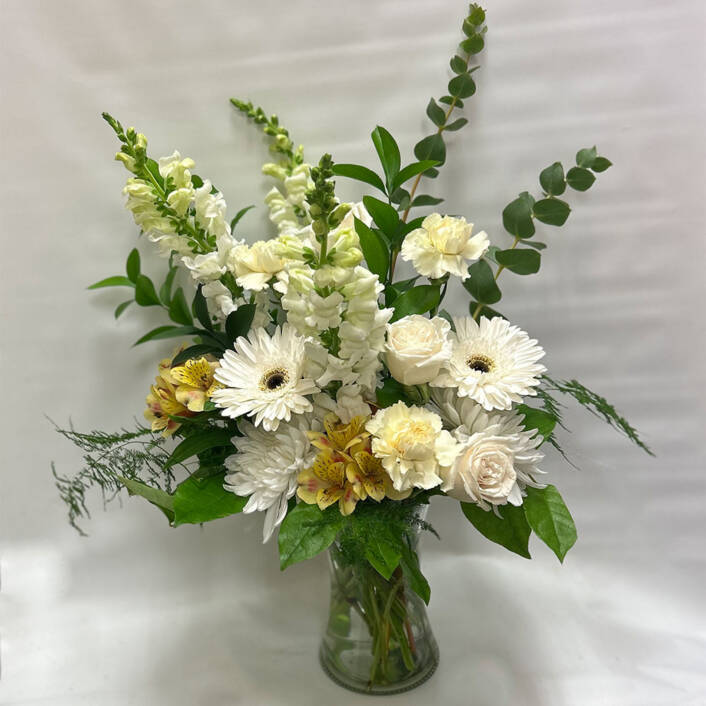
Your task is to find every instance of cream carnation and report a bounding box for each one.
[228,240,284,291]
[400,213,489,280]
[431,316,546,411]
[366,402,460,492]
[385,315,451,385]
[432,389,544,510]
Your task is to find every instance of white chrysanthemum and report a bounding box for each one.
[212,324,319,431]
[224,416,318,542]
[366,402,460,492]
[431,316,546,411]
[400,213,489,280]
[431,388,544,510]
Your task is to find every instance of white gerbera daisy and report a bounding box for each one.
[431,388,544,510]
[400,213,489,280]
[224,417,317,542]
[212,324,319,431]
[366,402,460,492]
[431,316,546,411]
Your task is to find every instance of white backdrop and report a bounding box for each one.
[1,1,705,704]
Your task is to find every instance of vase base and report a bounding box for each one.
[318,644,439,696]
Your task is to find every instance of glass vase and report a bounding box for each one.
[318,508,439,695]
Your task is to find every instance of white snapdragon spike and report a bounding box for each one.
[265,187,299,234]
[123,179,174,233]
[157,151,195,189]
[227,240,284,292]
[224,416,318,542]
[146,231,193,258]
[335,384,372,423]
[201,281,239,322]
[366,402,460,492]
[194,179,229,239]
[400,213,489,280]
[212,324,319,431]
[283,164,313,208]
[431,316,546,411]
[385,315,452,386]
[431,388,544,510]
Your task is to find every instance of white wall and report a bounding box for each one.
[1,1,704,704]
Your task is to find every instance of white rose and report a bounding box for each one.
[385,315,451,386]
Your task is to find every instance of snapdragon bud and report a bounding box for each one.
[275,134,291,150]
[262,163,287,180]
[135,133,148,150]
[115,151,137,173]
[312,219,328,237]
[308,203,322,217]
[328,203,352,228]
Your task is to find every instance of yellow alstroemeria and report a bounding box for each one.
[297,414,411,515]
[169,357,221,412]
[144,346,194,437]
[297,450,359,516]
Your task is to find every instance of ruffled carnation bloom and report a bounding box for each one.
[366,402,460,492]
[211,324,319,431]
[431,315,546,411]
[432,389,545,510]
[224,416,317,542]
[400,213,489,280]
[228,240,284,292]
[385,315,452,386]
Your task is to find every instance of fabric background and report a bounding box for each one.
[1,1,705,704]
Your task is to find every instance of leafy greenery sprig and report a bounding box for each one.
[466,146,612,320]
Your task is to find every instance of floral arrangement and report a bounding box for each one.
[54,4,651,694]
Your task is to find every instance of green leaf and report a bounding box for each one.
[566,166,596,192]
[443,117,468,132]
[464,259,502,304]
[376,377,411,408]
[450,55,467,73]
[414,134,446,168]
[460,34,484,54]
[371,126,401,191]
[525,241,547,251]
[354,217,389,280]
[390,284,441,321]
[461,502,531,558]
[126,248,141,283]
[331,163,386,194]
[168,287,193,326]
[399,542,431,604]
[392,161,440,192]
[523,485,577,562]
[362,195,399,237]
[133,325,201,346]
[533,198,571,226]
[88,275,135,290]
[401,216,425,236]
[225,303,256,343]
[539,162,566,196]
[502,196,535,239]
[409,194,444,208]
[278,503,344,570]
[517,404,557,441]
[576,146,598,168]
[448,72,476,99]
[591,156,612,172]
[192,284,213,331]
[171,344,223,366]
[172,471,247,527]
[159,266,178,305]
[495,248,541,275]
[114,300,132,319]
[230,205,255,231]
[426,98,446,127]
[119,476,174,522]
[364,529,402,580]
[134,274,162,306]
[164,428,235,470]
[439,95,464,108]
[384,275,418,306]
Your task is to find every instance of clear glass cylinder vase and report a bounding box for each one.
[318,508,439,695]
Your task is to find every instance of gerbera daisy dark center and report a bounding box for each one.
[260,368,289,391]
[467,354,494,374]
